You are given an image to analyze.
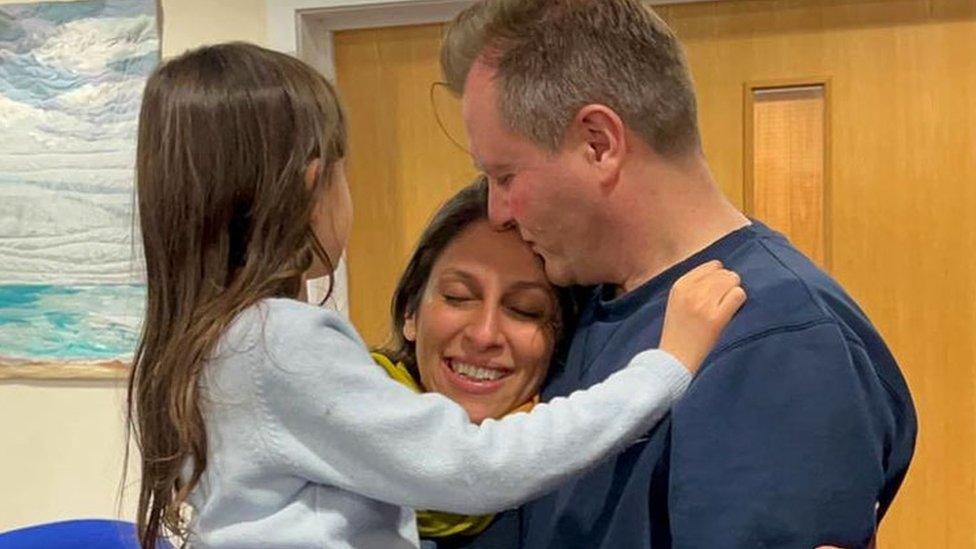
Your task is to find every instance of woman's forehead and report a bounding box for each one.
[431,221,551,290]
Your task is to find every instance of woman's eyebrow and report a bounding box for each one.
[437,268,478,285]
[438,269,550,295]
[505,281,552,295]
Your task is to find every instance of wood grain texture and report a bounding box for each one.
[748,85,827,266]
[0,360,127,380]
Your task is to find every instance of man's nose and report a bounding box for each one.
[487,179,515,229]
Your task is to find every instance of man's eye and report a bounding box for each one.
[488,173,513,187]
[443,295,470,304]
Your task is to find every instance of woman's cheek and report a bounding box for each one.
[526,322,556,354]
[422,302,467,337]
[510,323,555,375]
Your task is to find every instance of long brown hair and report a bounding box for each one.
[125,42,346,548]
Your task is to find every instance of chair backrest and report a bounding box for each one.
[0,519,173,549]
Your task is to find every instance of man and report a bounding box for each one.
[438,1,917,547]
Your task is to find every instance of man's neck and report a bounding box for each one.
[607,153,750,295]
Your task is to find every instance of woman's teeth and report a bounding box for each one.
[450,361,504,381]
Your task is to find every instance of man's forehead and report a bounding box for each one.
[461,92,499,170]
[464,57,497,94]
[462,59,526,172]
[461,60,503,126]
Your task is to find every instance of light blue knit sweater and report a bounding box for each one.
[186,298,690,548]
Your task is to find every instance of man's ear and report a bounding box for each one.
[402,315,417,342]
[573,104,626,188]
[304,158,322,192]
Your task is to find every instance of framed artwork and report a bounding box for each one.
[0,0,159,379]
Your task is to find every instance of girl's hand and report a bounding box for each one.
[659,260,746,374]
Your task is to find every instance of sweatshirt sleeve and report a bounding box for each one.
[668,322,898,548]
[250,301,691,515]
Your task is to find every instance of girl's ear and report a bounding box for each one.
[402,315,417,342]
[304,158,322,192]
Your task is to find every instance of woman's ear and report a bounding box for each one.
[402,315,417,342]
[304,158,322,192]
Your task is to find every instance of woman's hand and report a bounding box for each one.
[659,260,746,375]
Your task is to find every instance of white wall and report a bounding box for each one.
[159,0,268,58]
[0,0,268,532]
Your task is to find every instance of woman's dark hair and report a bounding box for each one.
[382,176,577,376]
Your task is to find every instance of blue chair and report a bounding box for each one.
[0,519,173,549]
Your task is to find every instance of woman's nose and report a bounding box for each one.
[463,304,504,350]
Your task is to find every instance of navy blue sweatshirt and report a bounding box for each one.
[445,221,916,549]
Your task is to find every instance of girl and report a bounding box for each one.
[127,42,745,548]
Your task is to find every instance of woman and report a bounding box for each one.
[374,176,577,541]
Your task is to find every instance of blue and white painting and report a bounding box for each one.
[0,0,158,368]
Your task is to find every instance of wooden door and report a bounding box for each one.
[331,2,976,543]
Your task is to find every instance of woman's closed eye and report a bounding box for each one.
[508,306,544,320]
[442,293,474,304]
[504,295,549,320]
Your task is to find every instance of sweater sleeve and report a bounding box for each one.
[668,322,897,548]
[251,301,691,515]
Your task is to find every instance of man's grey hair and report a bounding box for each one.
[441,0,702,157]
